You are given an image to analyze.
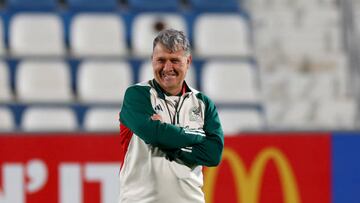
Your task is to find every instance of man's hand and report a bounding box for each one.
[151,114,163,122]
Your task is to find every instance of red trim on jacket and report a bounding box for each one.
[119,123,133,170]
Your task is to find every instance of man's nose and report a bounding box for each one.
[164,60,173,70]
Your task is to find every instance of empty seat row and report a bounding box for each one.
[0,105,265,134]
[0,59,261,104]
[4,0,241,12]
[265,98,358,130]
[2,98,356,133]
[0,106,120,132]
[1,60,132,103]
[0,12,252,58]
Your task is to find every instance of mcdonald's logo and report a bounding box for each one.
[204,147,301,203]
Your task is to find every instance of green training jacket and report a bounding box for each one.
[118,79,224,203]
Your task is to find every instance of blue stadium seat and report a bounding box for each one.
[188,0,240,12]
[6,0,58,11]
[65,0,118,11]
[127,0,181,12]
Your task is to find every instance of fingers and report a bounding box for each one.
[151,114,163,122]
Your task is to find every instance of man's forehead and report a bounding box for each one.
[153,43,188,57]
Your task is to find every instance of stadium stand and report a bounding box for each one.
[0,0,357,132]
[247,0,358,130]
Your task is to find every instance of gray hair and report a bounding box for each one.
[152,29,191,56]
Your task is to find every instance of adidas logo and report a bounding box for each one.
[154,104,163,112]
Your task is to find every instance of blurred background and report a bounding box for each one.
[0,0,357,133]
[0,0,359,203]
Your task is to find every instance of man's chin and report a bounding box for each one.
[163,84,176,90]
[161,80,177,87]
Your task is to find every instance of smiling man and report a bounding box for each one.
[118,29,224,203]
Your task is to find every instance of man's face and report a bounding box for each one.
[152,43,191,95]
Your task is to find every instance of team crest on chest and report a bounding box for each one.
[189,106,201,121]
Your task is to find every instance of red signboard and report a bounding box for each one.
[204,132,332,203]
[0,133,332,203]
[0,133,121,203]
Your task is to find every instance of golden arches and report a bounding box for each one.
[204,147,301,203]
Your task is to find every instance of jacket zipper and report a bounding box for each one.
[165,94,190,125]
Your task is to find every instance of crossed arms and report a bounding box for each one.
[119,85,224,167]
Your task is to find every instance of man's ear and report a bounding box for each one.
[187,55,192,66]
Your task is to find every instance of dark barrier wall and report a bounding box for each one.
[0,132,358,203]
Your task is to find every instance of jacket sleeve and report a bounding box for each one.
[169,93,224,167]
[119,85,205,149]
